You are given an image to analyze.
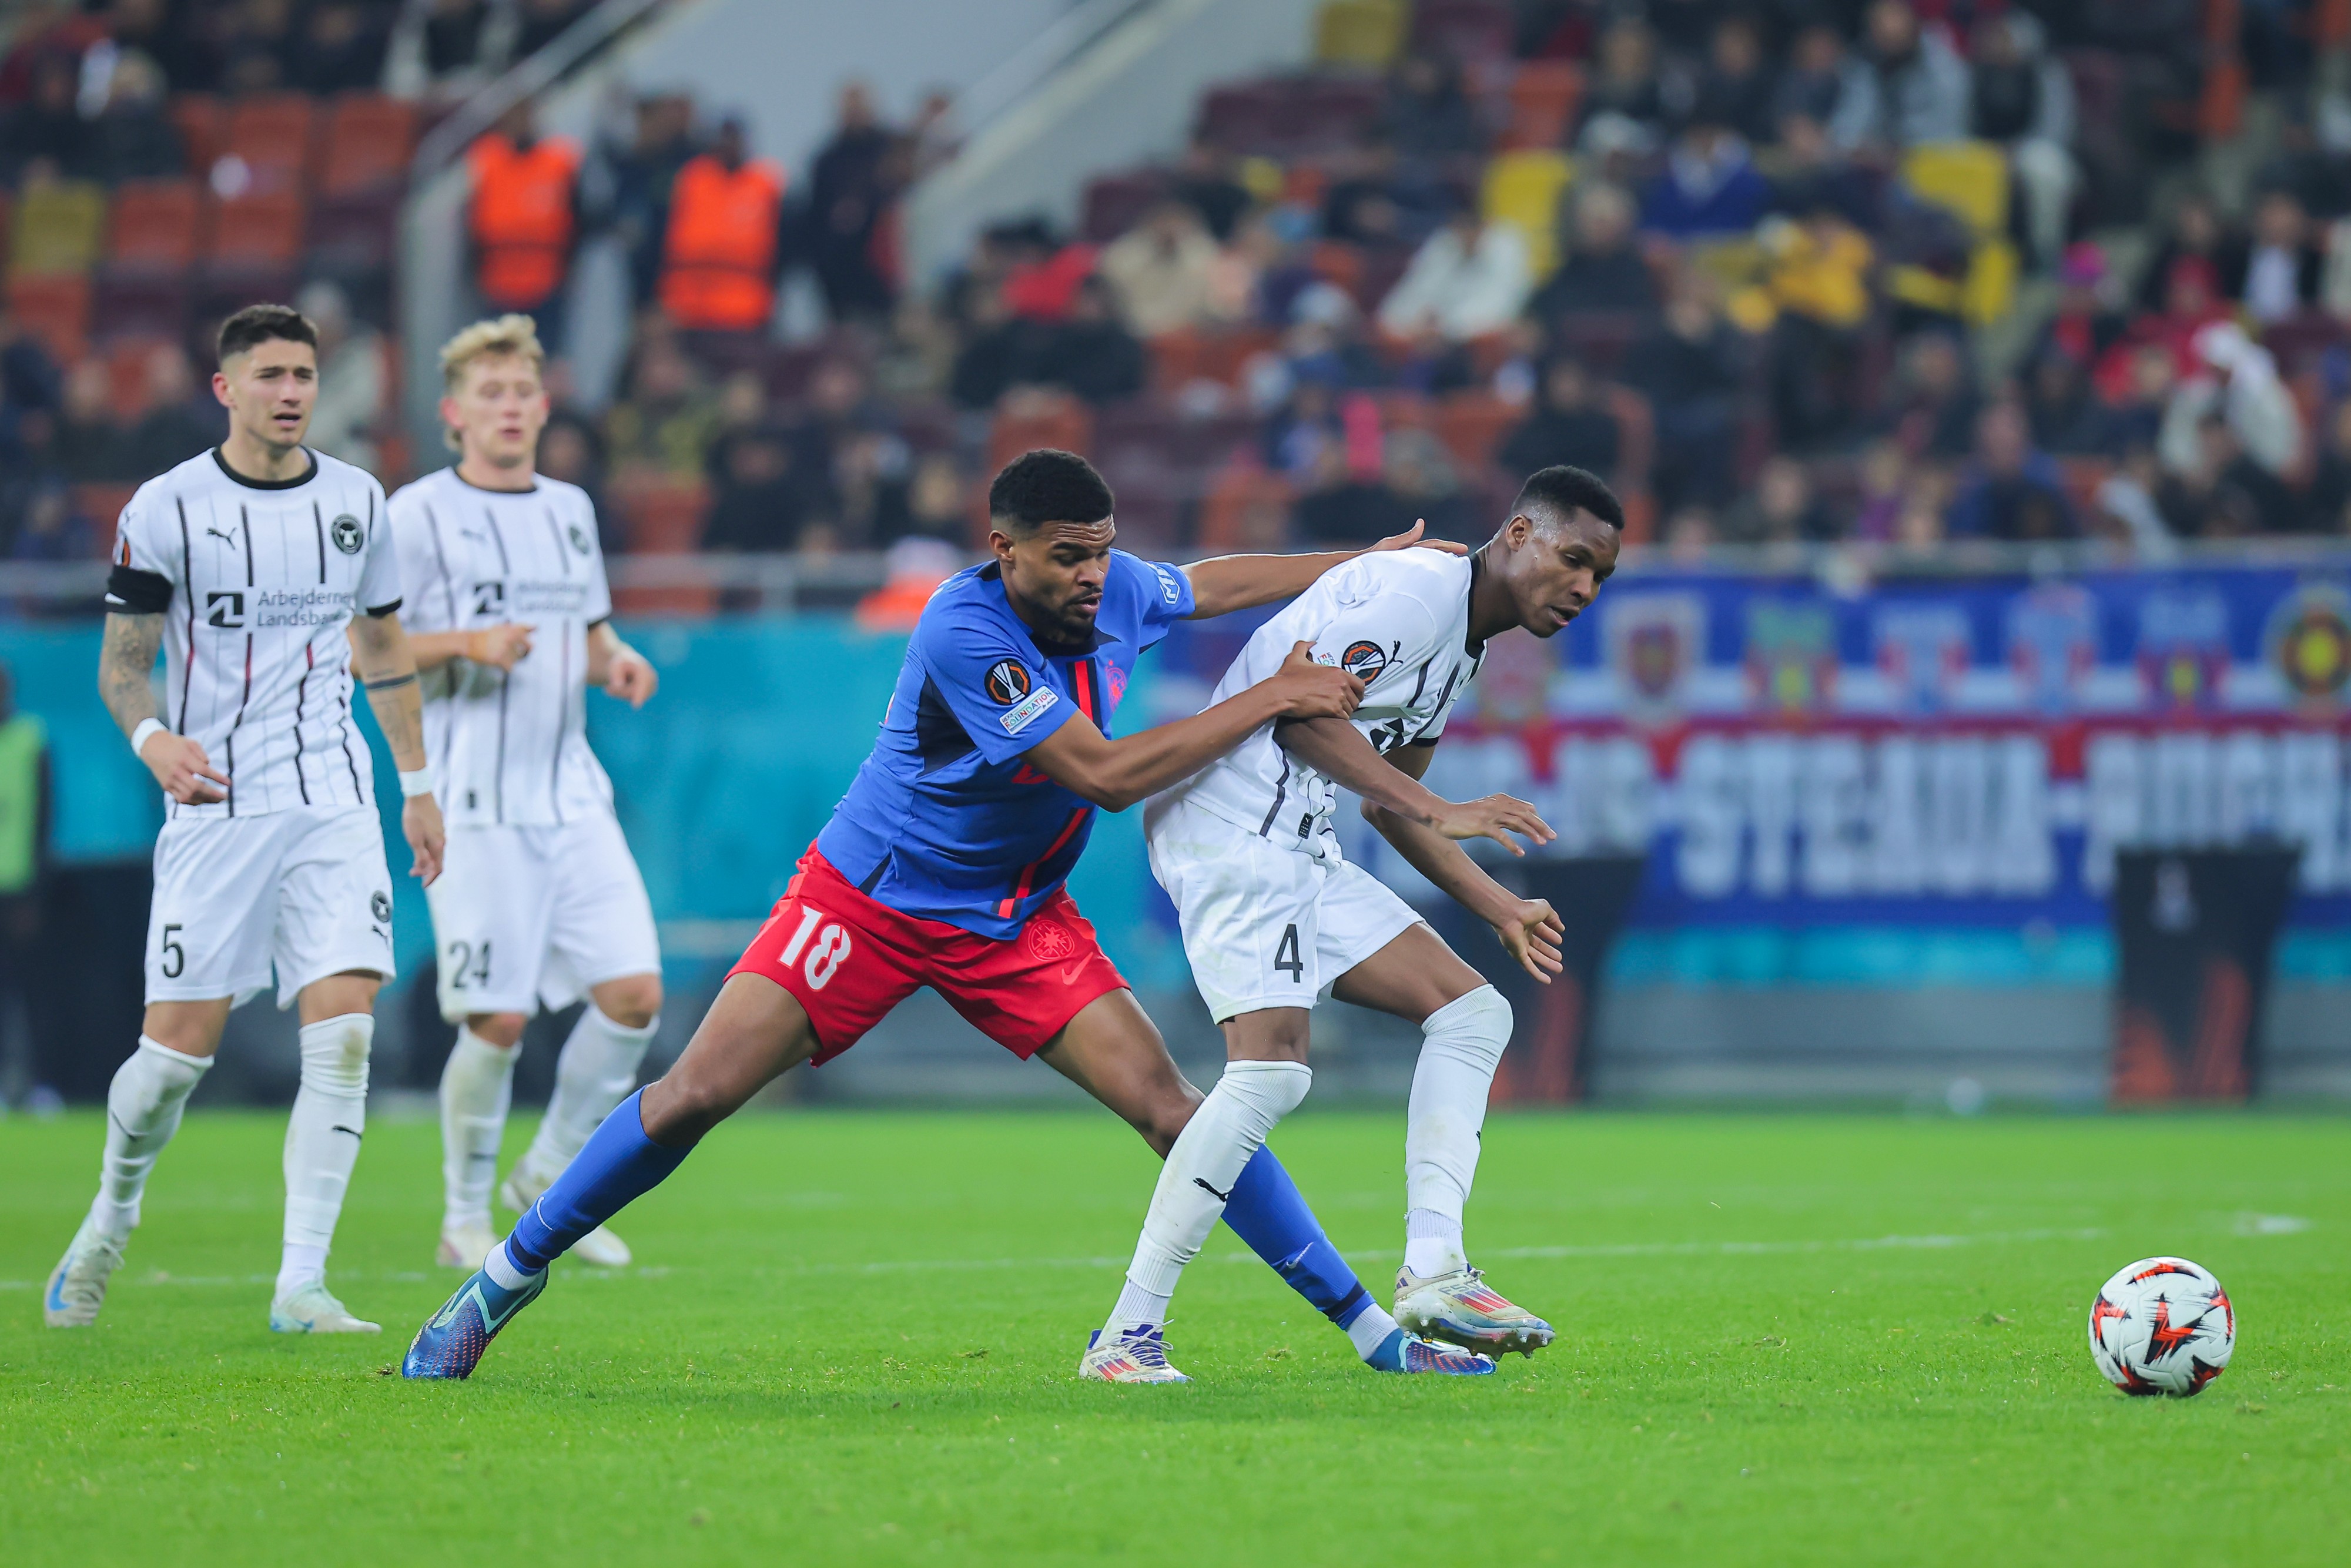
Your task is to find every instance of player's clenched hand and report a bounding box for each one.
[1368,517,1469,557]
[602,646,658,708]
[403,792,446,886]
[465,623,533,670]
[1492,896,1566,984]
[140,731,229,805]
[1272,639,1364,719]
[1429,793,1556,856]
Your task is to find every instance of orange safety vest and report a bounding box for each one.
[659,153,786,331]
[467,133,581,310]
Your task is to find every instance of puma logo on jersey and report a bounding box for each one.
[206,527,237,545]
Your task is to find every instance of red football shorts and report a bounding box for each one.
[726,846,1129,1064]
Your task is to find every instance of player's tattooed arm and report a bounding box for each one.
[1027,641,1363,810]
[101,612,228,805]
[1178,519,1470,618]
[1355,740,1564,981]
[349,611,446,884]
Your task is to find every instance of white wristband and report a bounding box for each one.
[397,768,436,798]
[130,718,166,756]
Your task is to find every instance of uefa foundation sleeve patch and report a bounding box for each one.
[1000,685,1059,735]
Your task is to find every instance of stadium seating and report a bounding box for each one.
[1481,150,1573,280]
[221,93,320,196]
[8,180,108,276]
[5,271,92,361]
[320,96,418,197]
[1500,61,1580,152]
[1313,0,1406,69]
[1410,0,1512,65]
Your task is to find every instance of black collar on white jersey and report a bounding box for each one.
[447,464,539,495]
[1463,549,1488,659]
[211,445,319,491]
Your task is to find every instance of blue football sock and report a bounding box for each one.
[504,1090,688,1274]
[1223,1144,1373,1331]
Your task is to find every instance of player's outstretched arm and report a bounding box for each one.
[586,620,657,708]
[1027,641,1362,811]
[348,611,446,885]
[100,611,227,805]
[1356,739,1564,983]
[1178,519,1469,619]
[1277,717,1556,856]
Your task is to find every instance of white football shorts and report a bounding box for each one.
[146,804,397,1009]
[1146,796,1422,1024]
[424,812,660,1022]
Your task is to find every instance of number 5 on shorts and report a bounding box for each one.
[779,906,854,990]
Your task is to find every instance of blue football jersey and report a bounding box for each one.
[816,550,1194,938]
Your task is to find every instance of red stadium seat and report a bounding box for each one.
[1434,390,1521,474]
[73,484,139,558]
[5,272,92,362]
[106,179,205,269]
[1502,61,1580,150]
[320,93,417,197]
[169,94,225,176]
[203,190,306,266]
[221,92,319,195]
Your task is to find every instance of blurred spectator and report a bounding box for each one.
[949,283,1024,410]
[2100,253,2230,398]
[1100,200,1224,336]
[220,0,298,94]
[118,344,219,475]
[2237,189,2322,325]
[387,0,511,100]
[1640,119,1771,239]
[785,357,882,522]
[537,410,614,548]
[702,420,806,553]
[1633,277,1743,510]
[1844,0,1970,152]
[515,0,595,59]
[2136,196,2241,314]
[1774,25,1870,142]
[2159,323,2302,481]
[1946,403,2075,540]
[1685,15,1776,147]
[1886,331,1980,459]
[2159,415,2292,537]
[1967,10,2077,269]
[2022,349,2105,456]
[56,359,125,483]
[1663,502,1716,557]
[2302,401,2351,532]
[1723,455,1834,542]
[293,1,390,95]
[9,481,90,561]
[1293,423,1416,545]
[299,281,388,474]
[1386,426,1472,540]
[1528,182,1658,319]
[807,82,900,324]
[1024,274,1146,407]
[1582,19,1666,137]
[0,309,61,431]
[0,52,83,183]
[1382,54,1484,162]
[1754,208,1874,450]
[85,48,181,184]
[2032,243,2126,369]
[1851,439,1910,540]
[467,102,583,350]
[605,339,719,482]
[658,117,789,344]
[1766,112,1878,229]
[1377,203,1532,341]
[900,453,969,543]
[108,0,216,96]
[1170,136,1252,242]
[2094,343,2181,457]
[1321,138,1442,247]
[600,92,699,306]
[0,407,67,546]
[1499,358,1621,481]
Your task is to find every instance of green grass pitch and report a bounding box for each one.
[3,1107,2347,1566]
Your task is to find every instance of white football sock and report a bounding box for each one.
[279,1013,372,1295]
[518,1004,656,1185]
[438,1026,516,1230]
[91,1037,212,1239]
[1346,1302,1402,1359]
[1104,1057,1312,1335]
[1403,986,1509,1278]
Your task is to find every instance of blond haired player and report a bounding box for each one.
[46,303,446,1335]
[387,317,662,1271]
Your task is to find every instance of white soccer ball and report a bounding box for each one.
[2087,1256,2235,1397]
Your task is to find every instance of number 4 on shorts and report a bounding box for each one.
[1274,923,1303,982]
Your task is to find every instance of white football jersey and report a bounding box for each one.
[108,447,401,820]
[386,467,615,827]
[1154,549,1484,853]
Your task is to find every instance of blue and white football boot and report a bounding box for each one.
[1365,1326,1498,1375]
[1077,1324,1191,1383]
[43,1215,127,1328]
[402,1263,546,1379]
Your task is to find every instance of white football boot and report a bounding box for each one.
[43,1215,128,1328]
[1395,1265,1555,1356]
[500,1162,632,1268]
[436,1219,501,1271]
[269,1281,381,1334]
[1078,1325,1191,1383]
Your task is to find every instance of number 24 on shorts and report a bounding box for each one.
[778,906,855,990]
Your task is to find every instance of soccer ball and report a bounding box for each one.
[2086,1256,2235,1397]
